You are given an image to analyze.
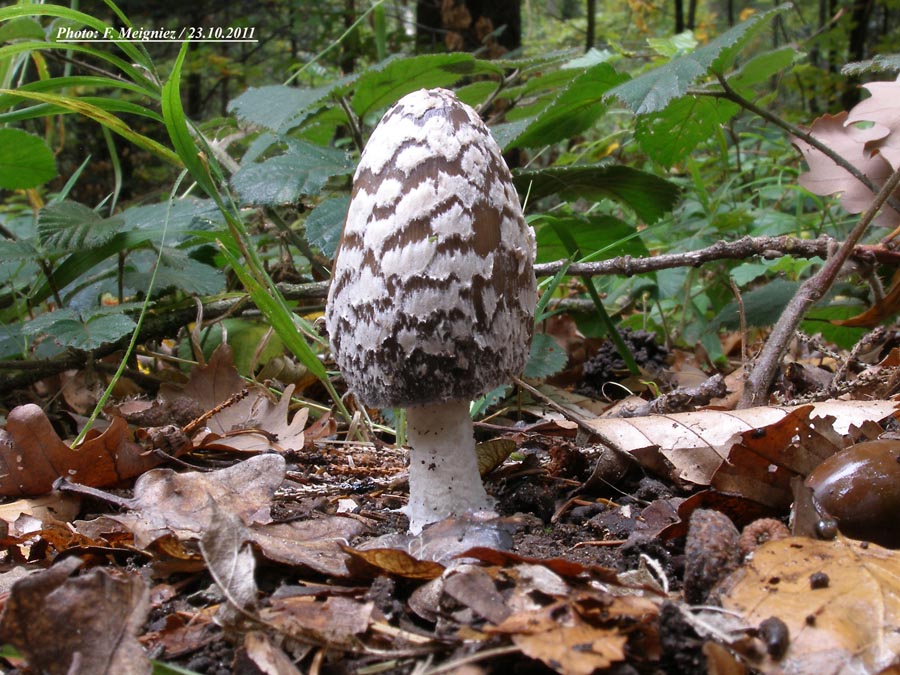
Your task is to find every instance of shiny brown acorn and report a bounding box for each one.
[805,440,900,549]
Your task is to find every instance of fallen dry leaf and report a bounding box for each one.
[492,602,628,675]
[0,557,150,675]
[0,404,170,497]
[710,406,842,509]
[110,453,285,547]
[238,631,304,675]
[260,595,374,649]
[249,517,366,577]
[718,536,900,675]
[200,505,259,625]
[196,383,309,454]
[343,545,445,580]
[585,400,897,486]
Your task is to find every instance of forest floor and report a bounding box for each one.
[1,328,900,675]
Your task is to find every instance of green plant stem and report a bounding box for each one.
[70,171,187,448]
[740,165,900,408]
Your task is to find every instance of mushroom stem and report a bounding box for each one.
[405,399,494,534]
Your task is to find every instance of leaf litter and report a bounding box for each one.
[2,343,900,673]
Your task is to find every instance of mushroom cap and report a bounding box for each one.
[325,88,536,408]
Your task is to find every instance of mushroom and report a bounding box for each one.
[325,88,537,534]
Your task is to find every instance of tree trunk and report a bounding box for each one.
[586,0,596,50]
[416,0,522,54]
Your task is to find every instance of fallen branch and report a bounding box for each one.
[533,234,896,278]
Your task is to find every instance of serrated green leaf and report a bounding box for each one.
[533,215,648,264]
[727,46,798,91]
[227,84,332,132]
[24,308,136,350]
[606,4,790,115]
[121,198,223,239]
[524,332,568,378]
[306,196,349,259]
[647,31,698,58]
[61,313,137,350]
[0,323,25,359]
[0,239,38,262]
[492,118,534,150]
[38,201,124,251]
[0,128,56,189]
[563,47,617,69]
[351,53,488,117]
[634,95,739,167]
[508,63,628,149]
[842,54,900,76]
[231,139,353,205]
[123,249,223,296]
[514,164,681,223]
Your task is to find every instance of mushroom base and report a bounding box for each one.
[405,399,494,534]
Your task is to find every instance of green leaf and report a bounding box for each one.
[802,305,869,350]
[161,42,213,195]
[606,4,791,115]
[351,53,494,118]
[709,278,799,330]
[508,63,629,149]
[306,196,349,259]
[513,164,681,224]
[227,84,333,132]
[634,95,740,167]
[647,31,699,58]
[0,239,39,262]
[122,198,223,234]
[123,249,223,296]
[37,201,124,251]
[727,46,799,91]
[232,140,353,205]
[0,89,177,165]
[0,17,45,41]
[0,323,25,359]
[0,129,56,189]
[842,53,900,76]
[24,308,136,351]
[533,215,648,264]
[563,47,617,69]
[524,333,568,378]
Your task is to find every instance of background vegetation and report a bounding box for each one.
[1,0,899,420]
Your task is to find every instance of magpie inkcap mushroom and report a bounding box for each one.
[325,88,537,534]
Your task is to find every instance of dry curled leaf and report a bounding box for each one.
[0,404,168,497]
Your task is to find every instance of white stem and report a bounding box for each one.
[405,399,494,534]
